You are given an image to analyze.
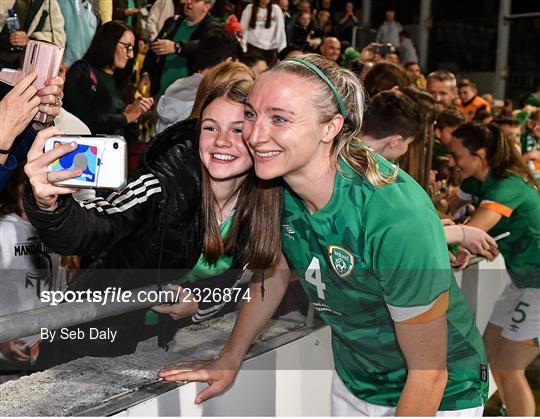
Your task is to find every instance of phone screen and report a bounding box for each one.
[49,141,99,184]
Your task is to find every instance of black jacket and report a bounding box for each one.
[23,118,250,363]
[25,118,203,276]
[142,13,220,96]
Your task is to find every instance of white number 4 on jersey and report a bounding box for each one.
[305,257,326,300]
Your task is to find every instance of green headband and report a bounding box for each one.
[288,57,347,118]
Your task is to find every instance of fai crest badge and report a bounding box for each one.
[328,245,354,278]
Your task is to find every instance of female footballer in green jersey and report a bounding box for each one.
[449,122,540,416]
[159,55,488,416]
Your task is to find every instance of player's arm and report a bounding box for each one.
[394,312,448,416]
[467,207,502,231]
[366,191,453,415]
[158,252,291,403]
[467,177,519,234]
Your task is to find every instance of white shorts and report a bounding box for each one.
[489,283,540,346]
[331,372,484,417]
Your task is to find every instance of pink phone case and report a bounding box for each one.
[22,41,64,123]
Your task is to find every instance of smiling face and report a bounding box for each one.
[199,97,253,182]
[320,38,341,62]
[113,30,135,70]
[448,136,485,180]
[427,79,457,111]
[243,72,334,181]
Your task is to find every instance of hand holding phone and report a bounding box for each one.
[25,128,128,213]
[21,40,64,123]
[44,135,127,190]
[25,127,81,211]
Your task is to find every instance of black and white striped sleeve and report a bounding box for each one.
[23,172,164,257]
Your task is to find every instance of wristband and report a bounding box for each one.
[459,224,466,244]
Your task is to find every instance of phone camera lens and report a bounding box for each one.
[113,142,119,149]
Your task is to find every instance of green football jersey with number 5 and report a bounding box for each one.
[281,156,488,410]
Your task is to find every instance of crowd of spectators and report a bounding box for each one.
[0,1,539,413]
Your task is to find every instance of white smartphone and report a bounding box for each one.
[44,135,127,190]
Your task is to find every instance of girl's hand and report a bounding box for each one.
[36,76,64,122]
[137,97,154,113]
[0,339,30,363]
[24,126,81,211]
[158,354,242,404]
[460,225,499,261]
[152,284,198,320]
[449,246,471,270]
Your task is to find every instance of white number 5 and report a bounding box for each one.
[305,257,326,300]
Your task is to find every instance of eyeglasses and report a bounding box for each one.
[118,41,134,53]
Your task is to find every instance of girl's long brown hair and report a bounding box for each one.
[199,80,282,269]
[452,122,539,189]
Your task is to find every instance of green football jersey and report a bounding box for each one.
[458,177,481,206]
[460,173,540,288]
[281,156,488,410]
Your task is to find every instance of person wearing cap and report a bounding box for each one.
[341,45,360,68]
[159,54,488,416]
